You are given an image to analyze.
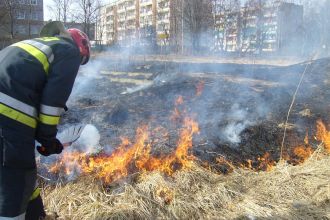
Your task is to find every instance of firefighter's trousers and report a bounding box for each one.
[0,126,45,219]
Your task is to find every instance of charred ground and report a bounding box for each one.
[61,56,330,172]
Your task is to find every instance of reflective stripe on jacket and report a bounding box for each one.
[0,36,81,143]
[0,212,26,220]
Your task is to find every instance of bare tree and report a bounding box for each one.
[73,0,101,39]
[211,0,227,52]
[169,0,181,53]
[212,0,241,53]
[95,5,107,46]
[47,0,73,22]
[2,0,20,38]
[157,0,170,52]
[243,0,267,54]
[181,0,213,53]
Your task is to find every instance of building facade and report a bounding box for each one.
[96,0,303,54]
[214,1,303,54]
[0,0,44,41]
[97,0,176,48]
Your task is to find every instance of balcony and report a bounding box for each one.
[117,7,126,13]
[127,24,136,30]
[263,39,276,43]
[127,14,136,20]
[264,13,277,18]
[226,41,236,46]
[140,10,153,16]
[140,0,152,7]
[158,7,169,13]
[127,5,136,11]
[157,19,170,24]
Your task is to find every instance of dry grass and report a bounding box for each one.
[43,148,330,220]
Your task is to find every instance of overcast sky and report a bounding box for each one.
[43,0,52,21]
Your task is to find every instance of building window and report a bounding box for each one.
[31,25,40,34]
[31,12,38,20]
[30,0,37,5]
[16,25,27,34]
[16,11,25,19]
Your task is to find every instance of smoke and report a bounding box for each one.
[71,124,102,154]
[221,104,253,144]
[37,124,102,182]
[55,124,102,154]
[68,59,104,102]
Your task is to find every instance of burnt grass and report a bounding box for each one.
[62,57,330,173]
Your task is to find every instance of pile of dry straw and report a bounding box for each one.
[43,147,330,220]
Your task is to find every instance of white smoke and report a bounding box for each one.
[68,59,104,101]
[71,124,102,154]
[221,104,253,145]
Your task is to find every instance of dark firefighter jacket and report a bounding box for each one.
[0,36,81,169]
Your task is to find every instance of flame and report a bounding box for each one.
[196,81,205,97]
[316,120,330,152]
[292,146,313,164]
[47,117,199,184]
[215,157,235,173]
[304,129,309,145]
[257,152,276,171]
[43,94,330,183]
[170,96,184,122]
[136,117,199,175]
[48,151,88,176]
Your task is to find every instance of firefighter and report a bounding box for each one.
[0,21,90,219]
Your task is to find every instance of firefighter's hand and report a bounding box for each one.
[37,138,64,156]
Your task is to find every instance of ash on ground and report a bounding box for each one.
[60,57,330,170]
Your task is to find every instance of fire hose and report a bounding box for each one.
[280,53,318,160]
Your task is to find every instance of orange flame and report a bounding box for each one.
[292,146,313,164]
[304,129,309,145]
[171,96,184,122]
[44,98,330,183]
[316,120,330,152]
[47,117,199,184]
[257,152,276,171]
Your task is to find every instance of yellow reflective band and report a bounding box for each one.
[0,103,37,128]
[30,188,41,201]
[13,42,49,74]
[36,37,60,42]
[39,114,60,125]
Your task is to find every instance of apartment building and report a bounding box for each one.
[214,1,303,54]
[157,0,171,46]
[97,0,175,46]
[97,4,117,45]
[139,0,157,46]
[97,0,303,54]
[116,0,139,45]
[0,0,44,40]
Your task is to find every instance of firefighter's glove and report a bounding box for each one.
[37,138,64,156]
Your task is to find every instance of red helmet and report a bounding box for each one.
[68,28,91,65]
